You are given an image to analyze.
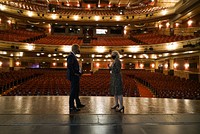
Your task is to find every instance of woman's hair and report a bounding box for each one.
[111,50,120,59]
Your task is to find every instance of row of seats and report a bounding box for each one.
[123,70,200,99]
[1,30,198,46]
[1,1,166,16]
[90,36,137,46]
[125,6,167,15]
[2,69,200,99]
[3,69,139,97]
[56,9,119,16]
[33,35,82,45]
[33,35,136,46]
[0,1,46,12]
[0,29,44,42]
[132,33,195,44]
[0,69,42,93]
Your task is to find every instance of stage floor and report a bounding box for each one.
[0,96,200,134]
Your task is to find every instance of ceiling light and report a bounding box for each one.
[96,55,103,57]
[0,4,6,11]
[161,10,167,15]
[96,46,106,53]
[27,11,33,17]
[151,54,157,59]
[26,44,35,51]
[129,46,140,52]
[94,16,100,21]
[51,14,57,19]
[73,15,79,20]
[91,54,95,58]
[115,16,121,21]
[166,43,178,50]
[16,52,23,57]
[63,45,71,52]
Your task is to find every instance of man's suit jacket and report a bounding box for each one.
[67,52,81,81]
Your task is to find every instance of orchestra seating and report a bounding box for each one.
[123,70,200,99]
[132,33,195,44]
[0,69,42,94]
[1,69,200,100]
[2,69,139,97]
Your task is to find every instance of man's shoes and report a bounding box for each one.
[70,107,80,112]
[77,104,85,108]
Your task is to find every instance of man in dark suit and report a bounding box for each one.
[67,44,85,112]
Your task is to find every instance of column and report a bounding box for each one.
[169,58,174,70]
[9,58,14,71]
[155,60,158,69]
[169,58,174,76]
[170,22,174,36]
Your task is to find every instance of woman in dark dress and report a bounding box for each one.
[109,50,124,112]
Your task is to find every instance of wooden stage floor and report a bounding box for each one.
[0,96,200,134]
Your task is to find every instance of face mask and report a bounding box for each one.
[76,50,80,54]
[112,55,116,59]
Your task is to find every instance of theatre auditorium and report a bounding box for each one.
[0,0,200,134]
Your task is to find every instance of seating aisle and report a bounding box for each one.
[135,80,154,98]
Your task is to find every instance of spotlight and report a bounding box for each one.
[59,15,62,18]
[37,13,40,16]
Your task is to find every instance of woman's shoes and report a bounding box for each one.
[116,106,124,113]
[111,104,119,109]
